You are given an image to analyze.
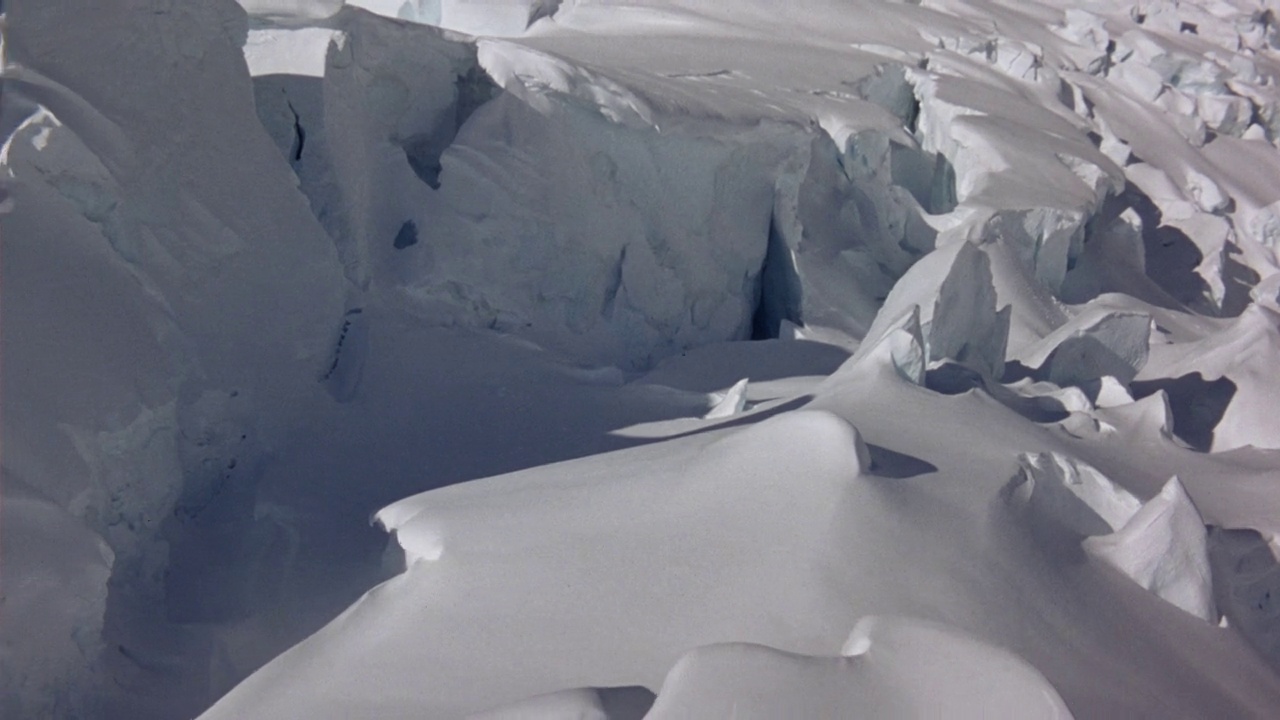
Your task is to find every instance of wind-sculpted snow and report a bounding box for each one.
[7,0,1280,718]
[201,341,1280,719]
[644,617,1072,719]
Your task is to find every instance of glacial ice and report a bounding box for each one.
[1009,453,1216,621]
[0,475,114,720]
[1084,476,1217,623]
[8,0,1280,718]
[703,377,749,420]
[855,240,1010,379]
[3,0,344,713]
[1007,452,1145,540]
[1018,309,1153,388]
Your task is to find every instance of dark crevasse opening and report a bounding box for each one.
[751,211,802,340]
[287,101,306,163]
[402,64,501,190]
[392,220,418,250]
[889,142,957,215]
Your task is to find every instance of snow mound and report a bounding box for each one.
[641,617,1071,719]
[201,410,866,718]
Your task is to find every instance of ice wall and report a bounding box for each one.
[246,12,943,369]
[2,0,345,713]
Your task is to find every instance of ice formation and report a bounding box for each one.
[1083,476,1217,623]
[6,0,1280,718]
[702,377,749,420]
[1008,454,1216,621]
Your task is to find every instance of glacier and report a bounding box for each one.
[4,0,1280,718]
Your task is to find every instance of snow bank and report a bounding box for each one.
[466,686,654,720]
[201,410,872,718]
[464,688,610,720]
[202,344,1280,719]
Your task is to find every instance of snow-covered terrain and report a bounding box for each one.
[4,0,1280,717]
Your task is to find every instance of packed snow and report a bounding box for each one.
[5,0,1280,718]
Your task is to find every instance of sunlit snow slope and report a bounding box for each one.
[5,0,1280,718]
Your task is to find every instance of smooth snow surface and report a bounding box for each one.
[644,616,1072,719]
[6,0,1280,718]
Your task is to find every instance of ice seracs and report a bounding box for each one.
[3,0,343,713]
[1007,453,1216,621]
[1015,308,1153,389]
[1084,476,1217,623]
[1006,452,1144,540]
[854,240,1010,380]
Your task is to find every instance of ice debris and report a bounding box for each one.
[704,378,750,420]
